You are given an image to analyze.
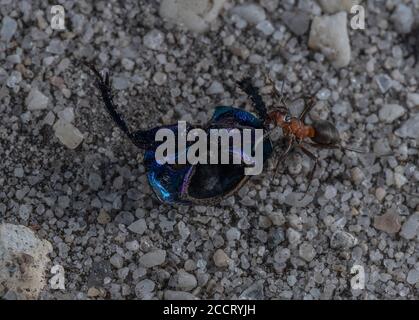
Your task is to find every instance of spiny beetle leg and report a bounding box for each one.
[237,77,268,122]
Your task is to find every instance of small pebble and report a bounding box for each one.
[213,249,229,267]
[139,249,166,268]
[299,242,316,262]
[373,211,401,234]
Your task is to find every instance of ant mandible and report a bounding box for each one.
[238,76,366,191]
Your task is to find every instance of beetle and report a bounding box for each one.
[85,63,273,205]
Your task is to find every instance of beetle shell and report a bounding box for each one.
[311,120,340,145]
[142,106,273,205]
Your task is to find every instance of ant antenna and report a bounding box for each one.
[265,73,290,113]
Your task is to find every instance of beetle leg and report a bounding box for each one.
[298,145,318,192]
[299,96,316,122]
[237,77,268,122]
[85,62,148,149]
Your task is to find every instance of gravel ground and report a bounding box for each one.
[0,0,418,300]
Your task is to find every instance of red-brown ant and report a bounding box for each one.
[250,77,366,190]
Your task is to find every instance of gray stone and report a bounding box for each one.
[46,39,66,55]
[135,279,155,299]
[231,4,266,25]
[114,211,135,226]
[268,212,285,226]
[299,242,316,262]
[152,72,167,86]
[406,93,419,109]
[1,16,17,42]
[113,77,130,90]
[18,204,32,220]
[395,114,419,140]
[330,230,358,249]
[128,219,147,235]
[324,186,337,200]
[287,228,301,245]
[391,4,414,34]
[239,280,264,300]
[88,173,103,191]
[139,249,166,268]
[379,104,405,123]
[177,271,197,291]
[110,254,124,269]
[406,269,419,285]
[160,0,226,33]
[164,290,198,300]
[375,74,393,94]
[6,71,22,89]
[281,10,310,36]
[126,240,140,251]
[226,227,241,241]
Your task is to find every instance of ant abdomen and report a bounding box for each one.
[311,120,340,146]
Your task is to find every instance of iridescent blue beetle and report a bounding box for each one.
[85,63,273,205]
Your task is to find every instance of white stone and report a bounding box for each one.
[317,0,361,13]
[57,107,75,123]
[400,213,419,240]
[378,104,405,123]
[53,119,84,149]
[406,93,419,109]
[407,269,419,285]
[26,88,49,110]
[395,114,419,140]
[231,4,266,25]
[143,29,165,51]
[0,223,53,299]
[256,20,275,36]
[207,80,224,95]
[160,0,226,33]
[308,12,351,68]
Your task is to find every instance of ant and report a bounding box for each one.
[238,76,366,191]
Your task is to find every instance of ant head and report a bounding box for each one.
[268,106,291,126]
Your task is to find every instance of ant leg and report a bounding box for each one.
[307,142,366,154]
[299,96,316,122]
[272,137,294,180]
[237,77,268,122]
[298,145,318,192]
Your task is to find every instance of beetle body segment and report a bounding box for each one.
[143,106,273,205]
